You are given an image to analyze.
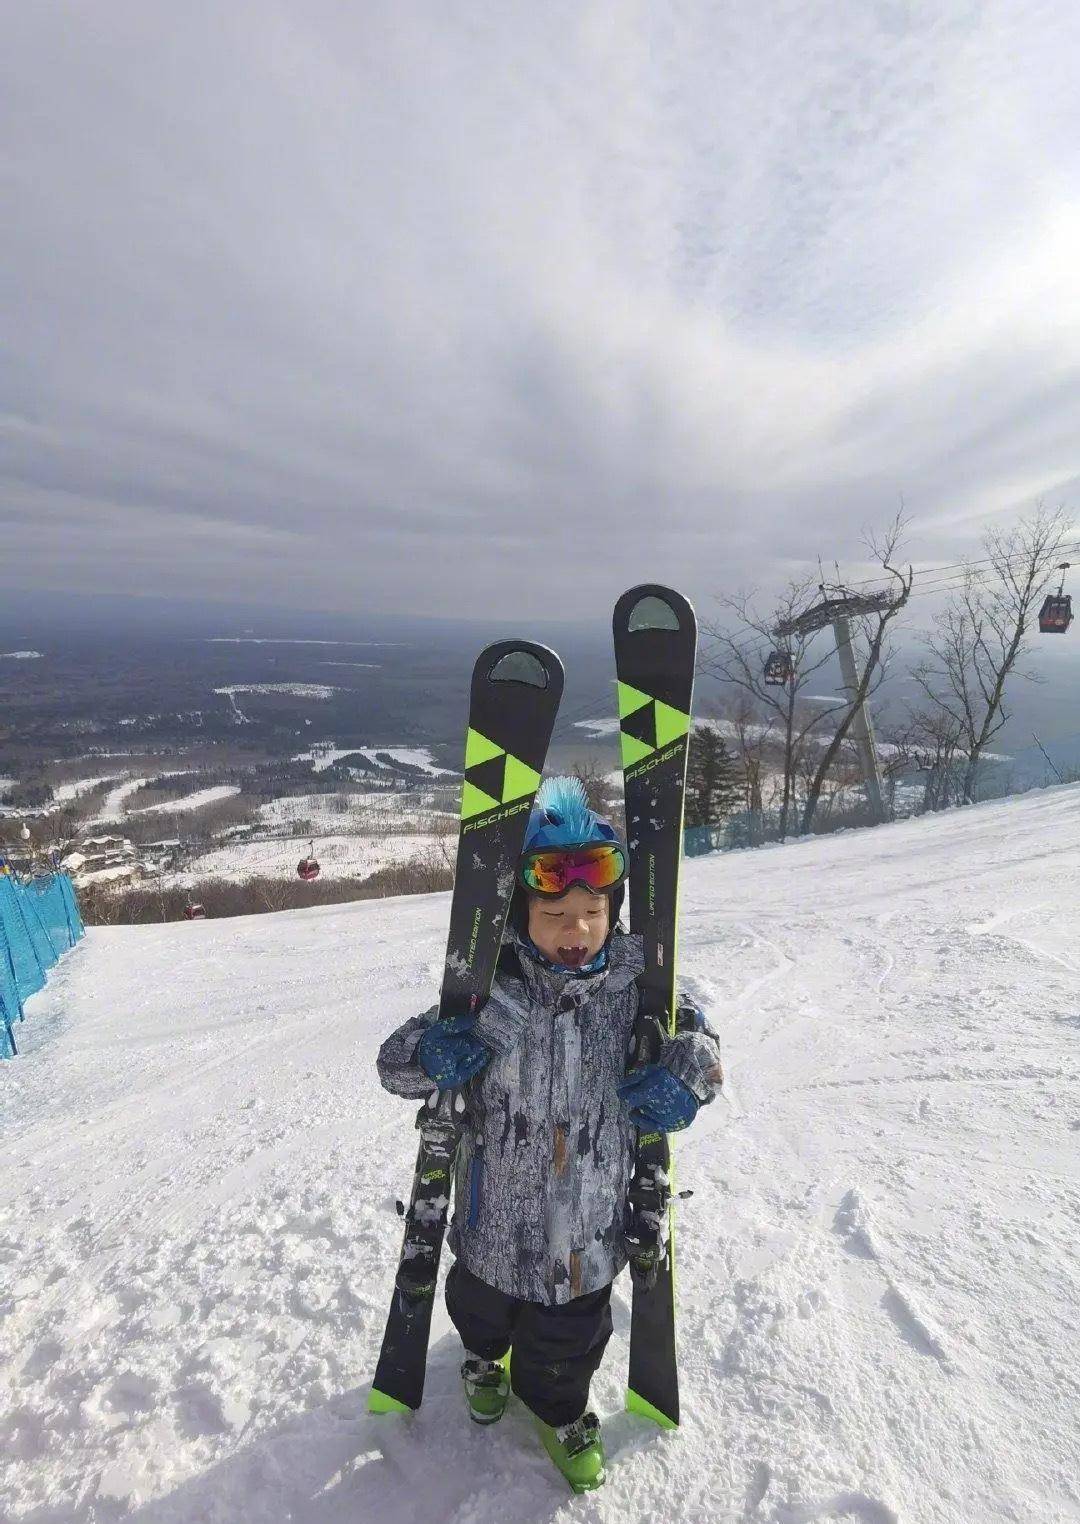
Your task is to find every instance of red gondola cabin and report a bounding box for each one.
[1039,564,1073,634]
[1038,593,1073,634]
[764,649,794,686]
[295,847,319,883]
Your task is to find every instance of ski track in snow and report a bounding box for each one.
[3,788,1080,1521]
[88,778,148,824]
[52,775,127,805]
[130,787,242,817]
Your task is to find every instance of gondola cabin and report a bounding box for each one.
[297,848,321,882]
[764,649,794,686]
[1039,564,1073,634]
[183,902,206,921]
[1038,593,1073,634]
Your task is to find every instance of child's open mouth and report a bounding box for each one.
[557,944,589,968]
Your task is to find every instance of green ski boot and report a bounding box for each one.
[461,1354,510,1425]
[536,1411,606,1493]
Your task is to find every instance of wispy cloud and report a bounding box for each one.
[4,1,1080,614]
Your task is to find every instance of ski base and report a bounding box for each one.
[368,641,564,1413]
[625,1385,678,1430]
[614,584,697,1434]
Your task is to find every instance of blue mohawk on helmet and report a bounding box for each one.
[523,775,619,852]
[509,774,626,940]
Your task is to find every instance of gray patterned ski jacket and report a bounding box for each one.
[376,931,723,1305]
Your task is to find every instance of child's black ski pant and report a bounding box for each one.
[445,1260,613,1427]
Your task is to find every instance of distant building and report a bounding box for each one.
[67,834,141,886]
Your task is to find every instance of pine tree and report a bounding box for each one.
[684,724,741,828]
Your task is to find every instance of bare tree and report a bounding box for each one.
[798,516,913,831]
[570,758,617,818]
[702,577,846,838]
[431,832,457,874]
[807,753,865,829]
[73,882,125,925]
[913,505,1074,804]
[889,707,966,813]
[252,876,291,913]
[711,693,773,843]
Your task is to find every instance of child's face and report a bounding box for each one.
[527,884,610,968]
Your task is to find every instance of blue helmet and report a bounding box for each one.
[523,775,620,852]
[510,776,625,938]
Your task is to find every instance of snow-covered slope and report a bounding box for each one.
[3,788,1079,1522]
[172,831,452,887]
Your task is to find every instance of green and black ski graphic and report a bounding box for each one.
[613,584,697,1430]
[369,640,563,1415]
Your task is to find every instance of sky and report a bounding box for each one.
[4,0,1080,621]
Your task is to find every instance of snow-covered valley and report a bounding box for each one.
[3,788,1079,1522]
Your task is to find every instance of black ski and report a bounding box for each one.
[369,640,564,1414]
[613,585,697,1430]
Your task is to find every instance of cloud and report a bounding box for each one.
[4,0,1080,616]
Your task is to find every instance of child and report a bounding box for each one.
[377,777,722,1492]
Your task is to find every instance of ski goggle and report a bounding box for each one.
[518,841,628,898]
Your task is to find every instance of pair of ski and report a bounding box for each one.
[369,584,696,1430]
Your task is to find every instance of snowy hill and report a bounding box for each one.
[3,788,1080,1522]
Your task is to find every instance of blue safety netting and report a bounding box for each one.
[0,871,83,1058]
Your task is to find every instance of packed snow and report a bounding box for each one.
[256,793,448,830]
[173,831,453,887]
[75,864,142,886]
[129,787,242,817]
[204,639,396,647]
[3,786,1079,1522]
[89,778,148,824]
[293,747,366,773]
[293,745,448,778]
[352,747,447,777]
[574,717,620,737]
[214,684,340,700]
[52,775,127,805]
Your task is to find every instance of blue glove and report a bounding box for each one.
[617,1063,699,1132]
[416,1018,490,1089]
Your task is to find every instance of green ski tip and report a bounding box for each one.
[617,680,652,719]
[626,1388,679,1429]
[368,1387,411,1415]
[464,726,503,769]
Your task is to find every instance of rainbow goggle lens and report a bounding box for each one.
[518,841,628,898]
